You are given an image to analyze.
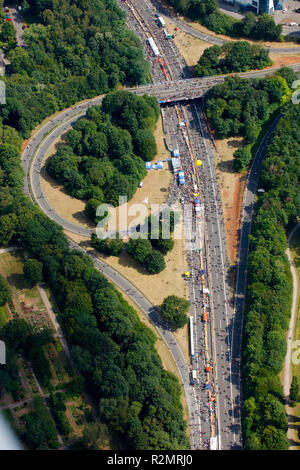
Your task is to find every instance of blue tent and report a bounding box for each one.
[178,171,185,185]
[155,161,163,169]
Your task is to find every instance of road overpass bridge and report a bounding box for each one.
[129,77,224,101]
[128,63,300,102]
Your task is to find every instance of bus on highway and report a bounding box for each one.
[191,370,197,386]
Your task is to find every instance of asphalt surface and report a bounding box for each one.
[150,0,300,54]
[121,0,258,450]
[133,62,300,102]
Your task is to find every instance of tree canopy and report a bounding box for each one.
[160,296,190,330]
[242,103,300,449]
[0,0,151,139]
[167,1,282,41]
[23,258,43,286]
[0,275,12,306]
[195,42,272,77]
[47,93,159,222]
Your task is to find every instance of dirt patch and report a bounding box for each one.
[98,237,186,306]
[269,52,300,68]
[165,18,210,67]
[164,11,300,73]
[39,108,190,408]
[214,137,246,264]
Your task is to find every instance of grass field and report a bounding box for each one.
[0,305,9,327]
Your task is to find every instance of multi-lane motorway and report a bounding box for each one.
[20,0,300,450]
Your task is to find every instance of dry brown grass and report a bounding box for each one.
[214,137,246,265]
[165,18,210,67]
[165,16,300,72]
[269,52,300,68]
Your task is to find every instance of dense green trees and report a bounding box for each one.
[0,0,150,139]
[0,348,21,399]
[0,317,54,389]
[167,1,282,41]
[23,258,43,286]
[0,319,33,352]
[0,20,16,50]
[127,238,166,274]
[242,103,300,449]
[195,42,272,77]
[0,0,188,450]
[204,71,295,171]
[0,233,188,449]
[91,232,124,257]
[143,250,166,274]
[47,93,159,221]
[24,396,59,450]
[91,207,177,273]
[160,296,190,330]
[81,422,109,450]
[290,376,299,406]
[47,392,72,437]
[233,147,252,172]
[0,274,12,306]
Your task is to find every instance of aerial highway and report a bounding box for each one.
[21,99,205,451]
[120,0,245,449]
[20,0,300,451]
[150,0,300,54]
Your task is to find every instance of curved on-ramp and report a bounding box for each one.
[21,98,202,450]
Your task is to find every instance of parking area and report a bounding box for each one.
[218,1,244,19]
[274,0,300,38]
